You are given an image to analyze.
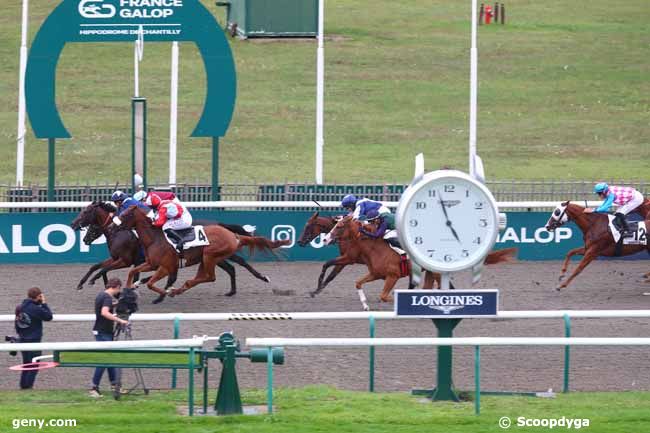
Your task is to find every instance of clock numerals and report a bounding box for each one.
[444,184,455,193]
[461,249,469,258]
[474,201,484,210]
[473,236,481,245]
[479,218,488,227]
[416,201,427,210]
[426,249,435,257]
[428,190,436,198]
[414,236,424,245]
[409,219,418,227]
[444,254,453,262]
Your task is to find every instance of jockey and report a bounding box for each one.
[340,194,390,220]
[358,208,402,249]
[110,190,150,216]
[584,182,644,234]
[148,193,193,253]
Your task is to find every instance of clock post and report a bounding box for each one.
[395,158,505,403]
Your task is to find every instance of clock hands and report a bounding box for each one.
[438,190,461,243]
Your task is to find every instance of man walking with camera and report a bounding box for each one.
[90,278,128,398]
[13,287,53,389]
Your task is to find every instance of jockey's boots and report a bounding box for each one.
[164,229,184,253]
[614,212,630,235]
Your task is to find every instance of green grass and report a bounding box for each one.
[0,1,648,185]
[1,386,649,432]
[57,350,200,367]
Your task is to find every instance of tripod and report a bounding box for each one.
[113,320,149,399]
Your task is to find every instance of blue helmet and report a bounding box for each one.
[341,194,358,208]
[111,190,128,202]
[594,182,609,194]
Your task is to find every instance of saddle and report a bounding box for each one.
[163,226,209,251]
[175,227,196,243]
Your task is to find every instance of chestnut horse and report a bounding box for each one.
[545,201,650,290]
[71,201,270,295]
[324,215,516,310]
[115,206,289,303]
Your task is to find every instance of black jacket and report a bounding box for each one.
[15,299,53,341]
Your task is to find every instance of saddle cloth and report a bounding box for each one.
[384,230,406,255]
[164,225,209,250]
[607,217,647,245]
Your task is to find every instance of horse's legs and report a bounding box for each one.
[313,258,351,297]
[89,258,129,286]
[127,262,154,287]
[557,250,598,290]
[172,256,221,296]
[227,254,271,283]
[559,247,585,281]
[217,260,237,297]
[320,264,346,292]
[354,273,381,311]
[379,275,399,303]
[77,258,114,290]
[144,267,173,304]
[422,271,441,290]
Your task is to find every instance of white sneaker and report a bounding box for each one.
[88,387,103,398]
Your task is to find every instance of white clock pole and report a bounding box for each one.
[440,273,451,291]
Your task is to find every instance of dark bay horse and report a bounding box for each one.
[115,206,289,303]
[545,201,650,290]
[324,216,516,310]
[71,201,269,295]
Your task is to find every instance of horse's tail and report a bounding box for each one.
[483,247,518,265]
[219,222,256,236]
[237,235,290,257]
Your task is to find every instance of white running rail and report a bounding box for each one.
[0,336,208,352]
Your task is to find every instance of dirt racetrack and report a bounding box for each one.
[1,259,650,394]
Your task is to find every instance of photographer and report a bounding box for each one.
[90,278,128,398]
[12,287,53,389]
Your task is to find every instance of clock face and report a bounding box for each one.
[396,170,499,273]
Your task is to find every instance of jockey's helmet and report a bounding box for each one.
[147,193,162,208]
[341,194,358,209]
[594,182,609,194]
[133,190,147,202]
[111,190,127,203]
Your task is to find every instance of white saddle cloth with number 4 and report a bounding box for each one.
[164,226,210,250]
[607,217,647,245]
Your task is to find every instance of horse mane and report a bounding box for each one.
[98,201,117,213]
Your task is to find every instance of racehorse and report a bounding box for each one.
[324,215,516,310]
[297,212,365,294]
[71,201,270,295]
[545,201,650,290]
[114,206,290,303]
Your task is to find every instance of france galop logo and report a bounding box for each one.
[79,0,116,19]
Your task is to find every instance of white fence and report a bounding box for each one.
[0,200,603,210]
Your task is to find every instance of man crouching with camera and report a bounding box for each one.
[7,287,53,389]
[89,278,128,398]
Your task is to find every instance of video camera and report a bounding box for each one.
[4,336,18,356]
[115,287,139,320]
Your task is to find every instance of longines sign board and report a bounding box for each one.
[394,290,499,318]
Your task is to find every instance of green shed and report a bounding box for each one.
[216,0,319,38]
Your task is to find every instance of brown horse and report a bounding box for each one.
[297,212,367,295]
[114,206,290,303]
[545,201,650,290]
[325,215,516,310]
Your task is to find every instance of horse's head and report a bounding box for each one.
[82,224,104,245]
[545,201,571,232]
[324,215,358,245]
[297,212,337,246]
[71,201,116,230]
